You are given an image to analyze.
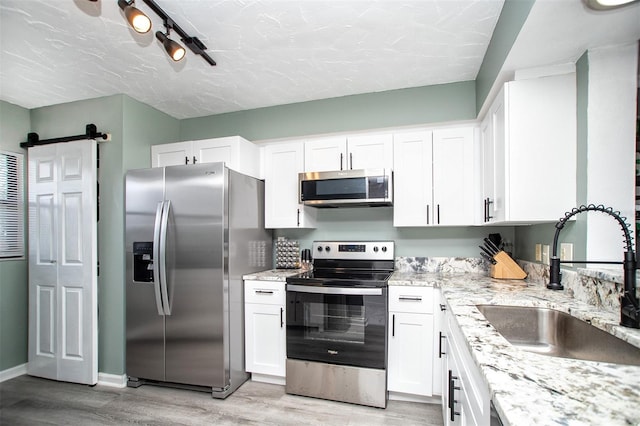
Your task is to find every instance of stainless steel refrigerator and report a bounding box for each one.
[125,162,272,398]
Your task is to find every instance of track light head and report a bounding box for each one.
[118,0,152,34]
[156,31,186,62]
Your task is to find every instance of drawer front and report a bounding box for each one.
[244,280,286,305]
[389,286,433,314]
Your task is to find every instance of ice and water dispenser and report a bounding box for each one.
[132,241,154,282]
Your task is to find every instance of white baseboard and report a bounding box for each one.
[0,363,28,383]
[250,373,285,386]
[388,391,440,404]
[97,372,127,388]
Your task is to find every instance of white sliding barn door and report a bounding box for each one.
[28,140,98,385]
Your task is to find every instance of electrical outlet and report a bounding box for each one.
[535,244,542,262]
[560,243,573,266]
[542,245,550,265]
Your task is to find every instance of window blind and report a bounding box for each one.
[0,150,24,258]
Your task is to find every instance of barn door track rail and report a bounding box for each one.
[20,124,110,149]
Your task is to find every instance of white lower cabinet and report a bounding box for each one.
[387,286,435,400]
[441,297,491,425]
[244,280,286,385]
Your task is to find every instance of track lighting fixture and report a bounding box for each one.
[115,0,216,66]
[118,0,152,34]
[156,29,186,62]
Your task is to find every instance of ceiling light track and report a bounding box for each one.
[142,0,216,66]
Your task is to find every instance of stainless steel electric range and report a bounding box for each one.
[285,241,395,408]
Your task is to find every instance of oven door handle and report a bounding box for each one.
[286,284,383,296]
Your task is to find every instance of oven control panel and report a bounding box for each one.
[312,241,394,261]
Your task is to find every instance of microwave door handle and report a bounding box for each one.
[286,284,383,296]
[159,200,172,315]
[152,201,165,316]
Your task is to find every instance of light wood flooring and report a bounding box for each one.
[0,375,444,425]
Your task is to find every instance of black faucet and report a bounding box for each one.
[548,204,640,329]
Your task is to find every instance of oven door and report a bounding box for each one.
[286,284,387,370]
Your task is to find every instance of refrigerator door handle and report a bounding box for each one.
[152,201,165,316]
[159,200,172,315]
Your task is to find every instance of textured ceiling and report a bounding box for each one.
[0,0,504,119]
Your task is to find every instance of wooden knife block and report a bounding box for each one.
[490,251,527,280]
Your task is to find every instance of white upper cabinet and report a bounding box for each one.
[346,134,393,170]
[481,73,577,224]
[303,133,393,171]
[393,130,433,226]
[264,141,317,229]
[151,136,260,178]
[151,141,192,168]
[432,127,476,226]
[304,136,348,172]
[394,126,477,227]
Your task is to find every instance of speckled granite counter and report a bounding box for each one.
[390,272,640,426]
[243,269,302,282]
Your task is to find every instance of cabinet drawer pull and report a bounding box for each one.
[280,307,284,328]
[398,296,422,301]
[255,290,275,295]
[448,370,461,421]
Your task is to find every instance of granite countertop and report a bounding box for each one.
[393,272,640,426]
[242,269,302,282]
[248,269,640,424]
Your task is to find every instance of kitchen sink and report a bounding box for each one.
[476,305,640,366]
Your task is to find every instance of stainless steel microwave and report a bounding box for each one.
[298,169,392,207]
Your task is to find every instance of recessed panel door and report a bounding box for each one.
[28,140,98,385]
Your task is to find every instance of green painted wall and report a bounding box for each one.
[180,81,477,141]
[0,101,30,371]
[29,95,179,376]
[276,208,515,258]
[514,51,589,262]
[475,0,535,113]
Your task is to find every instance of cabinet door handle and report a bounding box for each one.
[280,307,284,328]
[340,153,343,170]
[439,303,447,312]
[349,152,353,170]
[484,198,493,222]
[426,204,430,225]
[255,290,274,295]
[437,204,440,224]
[439,331,446,358]
[297,208,300,227]
[483,198,487,222]
[193,156,197,164]
[398,296,422,301]
[185,156,189,165]
[392,314,395,337]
